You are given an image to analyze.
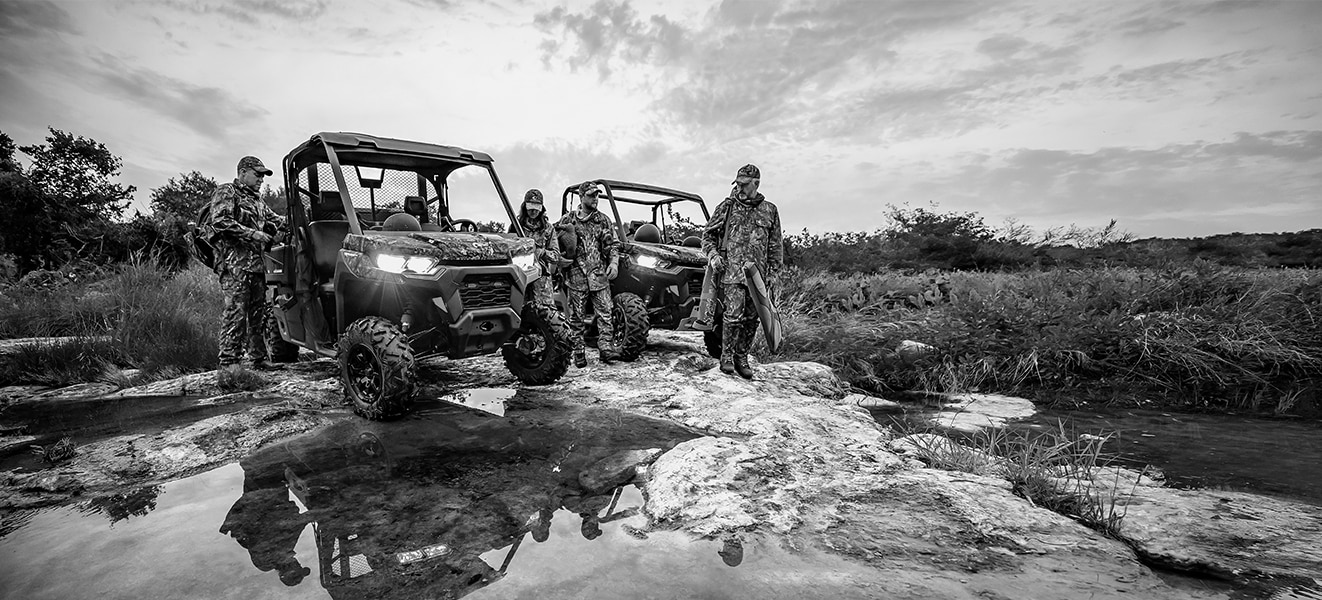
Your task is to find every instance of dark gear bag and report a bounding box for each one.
[185,203,218,270]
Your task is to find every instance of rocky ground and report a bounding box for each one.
[2,330,1319,598]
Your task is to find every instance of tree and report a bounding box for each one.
[20,127,134,222]
[0,128,136,272]
[0,132,19,173]
[150,171,216,221]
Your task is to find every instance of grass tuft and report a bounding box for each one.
[216,365,267,392]
[30,437,77,464]
[897,421,1142,537]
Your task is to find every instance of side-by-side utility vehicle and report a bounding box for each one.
[263,132,572,419]
[557,180,711,361]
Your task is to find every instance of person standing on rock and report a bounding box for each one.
[207,155,286,372]
[701,164,783,379]
[509,189,560,307]
[557,182,621,368]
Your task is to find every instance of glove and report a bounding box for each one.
[707,253,724,272]
[252,231,273,246]
[606,262,619,281]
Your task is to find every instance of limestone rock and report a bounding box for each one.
[1117,486,1322,580]
[928,393,1037,432]
[644,437,762,535]
[672,354,718,374]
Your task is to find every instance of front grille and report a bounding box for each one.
[459,275,513,309]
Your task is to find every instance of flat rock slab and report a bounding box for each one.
[1118,486,1322,580]
[928,393,1038,432]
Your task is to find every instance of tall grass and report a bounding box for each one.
[898,421,1143,537]
[771,264,1322,414]
[0,258,222,386]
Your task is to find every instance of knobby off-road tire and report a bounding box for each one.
[612,292,650,362]
[339,316,416,420]
[703,328,722,359]
[502,302,573,385]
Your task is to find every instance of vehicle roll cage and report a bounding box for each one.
[282,132,521,236]
[559,179,710,241]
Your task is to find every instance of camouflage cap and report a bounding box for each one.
[523,189,544,205]
[578,181,600,196]
[237,156,273,176]
[732,163,760,183]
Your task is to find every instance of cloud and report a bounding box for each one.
[919,130,1322,234]
[0,0,75,37]
[161,0,329,23]
[85,53,269,140]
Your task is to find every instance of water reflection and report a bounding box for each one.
[78,485,162,526]
[218,404,697,598]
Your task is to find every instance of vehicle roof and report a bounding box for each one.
[565,179,704,205]
[284,132,495,172]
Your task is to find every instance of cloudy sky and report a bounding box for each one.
[2,0,1320,239]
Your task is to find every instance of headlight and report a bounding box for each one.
[512,251,537,274]
[376,253,441,275]
[633,254,668,269]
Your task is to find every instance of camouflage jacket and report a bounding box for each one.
[701,194,784,285]
[208,180,285,273]
[556,209,619,291]
[512,215,560,275]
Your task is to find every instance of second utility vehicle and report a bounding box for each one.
[558,180,710,361]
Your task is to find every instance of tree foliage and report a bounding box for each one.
[149,170,216,221]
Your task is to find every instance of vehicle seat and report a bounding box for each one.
[312,190,345,221]
[682,235,702,248]
[634,223,662,243]
[404,196,429,223]
[307,220,351,283]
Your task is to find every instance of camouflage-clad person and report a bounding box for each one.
[509,189,559,306]
[701,164,783,379]
[207,156,286,370]
[557,182,621,367]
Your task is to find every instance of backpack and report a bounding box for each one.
[185,202,218,270]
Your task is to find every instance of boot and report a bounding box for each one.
[598,340,621,364]
[719,326,736,375]
[573,348,588,369]
[732,323,755,379]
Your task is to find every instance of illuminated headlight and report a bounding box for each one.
[512,251,537,275]
[376,253,441,275]
[633,254,668,269]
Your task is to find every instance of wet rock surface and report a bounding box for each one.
[1,330,1319,598]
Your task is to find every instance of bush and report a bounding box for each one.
[0,259,223,385]
[772,266,1322,413]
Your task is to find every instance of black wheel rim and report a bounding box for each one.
[514,320,549,364]
[345,345,384,403]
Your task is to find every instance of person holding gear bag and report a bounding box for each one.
[701,164,783,379]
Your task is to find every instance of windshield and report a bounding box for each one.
[292,160,512,232]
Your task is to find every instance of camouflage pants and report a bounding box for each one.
[566,286,614,352]
[218,267,279,365]
[529,275,556,307]
[720,283,759,359]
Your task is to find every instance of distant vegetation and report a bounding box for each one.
[1,126,1318,418]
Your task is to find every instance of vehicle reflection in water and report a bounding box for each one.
[218,401,697,599]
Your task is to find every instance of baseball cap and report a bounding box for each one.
[524,189,544,205]
[238,156,273,176]
[578,181,600,196]
[731,163,760,183]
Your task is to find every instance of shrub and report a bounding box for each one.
[772,266,1322,413]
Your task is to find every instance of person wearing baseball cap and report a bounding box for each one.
[206,155,287,373]
[509,188,560,307]
[701,163,783,379]
[557,181,622,367]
